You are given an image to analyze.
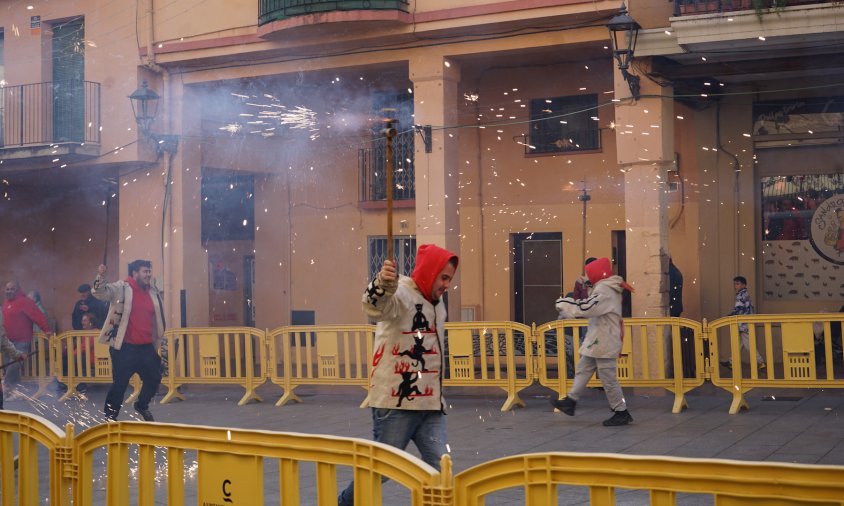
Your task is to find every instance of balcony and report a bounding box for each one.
[0,80,101,166]
[359,129,415,206]
[259,0,410,25]
[674,0,823,16]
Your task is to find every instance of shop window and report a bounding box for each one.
[529,94,600,154]
[761,174,844,300]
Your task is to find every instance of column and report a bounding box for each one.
[409,54,462,315]
[613,59,675,319]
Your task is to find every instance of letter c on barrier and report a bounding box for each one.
[222,479,232,503]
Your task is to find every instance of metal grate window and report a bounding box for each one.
[528,94,600,154]
[367,236,416,282]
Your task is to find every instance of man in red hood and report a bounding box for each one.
[339,244,458,506]
[551,257,634,426]
[2,280,52,394]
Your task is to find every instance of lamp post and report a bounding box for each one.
[129,80,178,155]
[607,2,641,99]
[578,182,591,273]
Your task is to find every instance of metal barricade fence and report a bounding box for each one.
[3,411,844,506]
[708,313,844,414]
[0,411,72,505]
[442,321,534,411]
[70,417,446,506]
[21,313,844,415]
[20,332,55,401]
[159,327,266,406]
[266,325,375,407]
[451,452,844,505]
[536,318,705,413]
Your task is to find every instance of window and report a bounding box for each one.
[201,173,255,242]
[359,91,415,202]
[367,236,416,282]
[761,173,844,300]
[529,94,600,154]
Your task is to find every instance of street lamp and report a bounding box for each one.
[607,2,641,99]
[129,80,178,155]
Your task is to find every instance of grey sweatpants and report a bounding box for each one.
[568,355,627,411]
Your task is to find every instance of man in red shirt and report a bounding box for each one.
[92,260,165,422]
[2,281,52,394]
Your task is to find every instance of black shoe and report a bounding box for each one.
[719,360,732,370]
[551,397,576,416]
[603,410,633,426]
[133,402,155,422]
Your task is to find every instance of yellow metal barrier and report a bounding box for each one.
[70,417,447,506]
[20,332,55,400]
[159,327,266,406]
[5,411,844,506]
[537,318,705,413]
[443,321,534,411]
[51,332,141,404]
[452,452,844,505]
[708,313,844,414]
[267,325,375,407]
[0,410,72,506]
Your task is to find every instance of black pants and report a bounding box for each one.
[104,343,162,418]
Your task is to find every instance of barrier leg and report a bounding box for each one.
[671,392,689,414]
[359,387,371,409]
[499,388,526,412]
[729,390,749,415]
[237,387,263,406]
[275,387,303,407]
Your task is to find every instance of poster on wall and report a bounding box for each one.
[761,174,844,301]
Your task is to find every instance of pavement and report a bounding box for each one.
[5,380,844,504]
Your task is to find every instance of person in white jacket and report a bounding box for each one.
[93,261,165,422]
[338,244,458,506]
[551,257,635,426]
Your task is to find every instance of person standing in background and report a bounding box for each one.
[2,281,52,397]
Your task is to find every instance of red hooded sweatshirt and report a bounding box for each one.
[411,244,459,303]
[2,291,51,342]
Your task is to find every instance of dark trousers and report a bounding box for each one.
[105,343,162,418]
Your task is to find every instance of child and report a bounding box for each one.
[551,257,634,426]
[719,276,765,369]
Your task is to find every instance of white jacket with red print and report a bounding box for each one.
[362,275,446,411]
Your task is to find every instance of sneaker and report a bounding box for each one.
[550,397,576,416]
[603,409,633,426]
[719,360,732,370]
[133,402,155,422]
[758,362,767,370]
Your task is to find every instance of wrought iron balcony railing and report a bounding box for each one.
[0,80,101,148]
[359,129,415,202]
[674,0,822,16]
[259,0,410,25]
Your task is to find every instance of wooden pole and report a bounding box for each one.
[383,121,396,260]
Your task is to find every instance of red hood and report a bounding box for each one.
[585,257,613,285]
[411,244,459,303]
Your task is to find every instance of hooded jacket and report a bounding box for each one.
[555,258,625,358]
[362,244,458,411]
[2,291,50,342]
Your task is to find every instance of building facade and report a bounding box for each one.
[1,0,842,333]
